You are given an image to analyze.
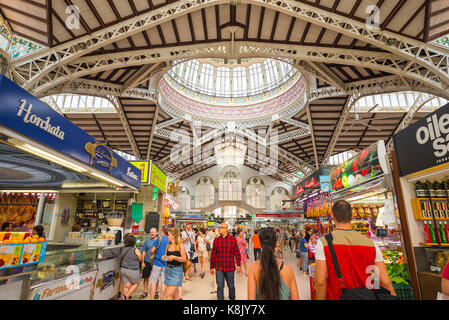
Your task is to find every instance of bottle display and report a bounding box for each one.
[439,222,447,243]
[428,222,437,243]
[424,221,432,243]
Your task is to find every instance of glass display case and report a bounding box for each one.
[29,245,100,287]
[423,247,449,274]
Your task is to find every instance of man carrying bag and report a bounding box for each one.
[315,200,397,300]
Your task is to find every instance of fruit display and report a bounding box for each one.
[0,233,45,245]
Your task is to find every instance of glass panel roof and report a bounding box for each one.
[41,94,116,113]
[353,92,448,113]
[166,58,297,98]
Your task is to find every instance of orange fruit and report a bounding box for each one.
[31,239,38,243]
[38,238,45,242]
[11,240,19,244]
[24,238,31,243]
[32,235,39,239]
[3,240,10,244]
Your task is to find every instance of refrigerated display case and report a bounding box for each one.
[24,244,122,300]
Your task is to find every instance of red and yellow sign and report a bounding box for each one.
[130,161,150,183]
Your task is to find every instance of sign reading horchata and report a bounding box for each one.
[0,75,141,188]
[17,99,65,140]
[393,102,449,177]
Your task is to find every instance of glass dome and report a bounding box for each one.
[165,58,298,99]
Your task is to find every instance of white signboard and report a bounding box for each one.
[93,258,120,300]
[29,270,97,300]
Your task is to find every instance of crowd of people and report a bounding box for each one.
[114,200,449,300]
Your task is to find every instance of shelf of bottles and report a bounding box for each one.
[413,180,449,246]
[75,199,128,229]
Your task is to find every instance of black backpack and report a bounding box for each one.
[325,233,398,300]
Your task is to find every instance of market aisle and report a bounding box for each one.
[131,247,310,300]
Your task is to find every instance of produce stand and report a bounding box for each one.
[327,141,413,295]
[0,232,47,300]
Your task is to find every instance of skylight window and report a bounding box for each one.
[354,92,448,113]
[41,94,117,113]
[165,58,297,98]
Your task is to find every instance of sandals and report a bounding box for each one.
[139,292,148,299]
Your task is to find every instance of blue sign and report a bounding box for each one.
[0,75,141,188]
[320,176,332,192]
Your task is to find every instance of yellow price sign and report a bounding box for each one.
[150,162,167,193]
[130,161,150,183]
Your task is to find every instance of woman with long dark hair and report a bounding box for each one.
[247,227,299,300]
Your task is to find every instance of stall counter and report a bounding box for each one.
[25,243,123,300]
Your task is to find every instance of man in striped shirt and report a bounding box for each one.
[210,222,241,300]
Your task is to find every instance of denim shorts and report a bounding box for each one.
[164,265,183,287]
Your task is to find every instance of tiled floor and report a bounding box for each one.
[130,247,311,300]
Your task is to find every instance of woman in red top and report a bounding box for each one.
[442,262,449,296]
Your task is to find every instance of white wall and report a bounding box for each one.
[179,164,294,209]
[50,193,78,241]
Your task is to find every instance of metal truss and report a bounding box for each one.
[309,75,448,101]
[10,0,449,97]
[155,117,184,130]
[122,62,166,95]
[386,94,439,152]
[154,128,193,144]
[301,61,346,92]
[268,128,310,145]
[17,42,449,99]
[280,118,310,130]
[321,94,360,165]
[109,96,142,159]
[36,78,157,101]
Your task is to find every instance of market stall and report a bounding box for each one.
[0,75,142,299]
[328,140,412,299]
[392,102,449,300]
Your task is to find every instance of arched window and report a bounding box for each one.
[219,166,242,201]
[195,176,215,208]
[246,176,266,209]
[270,187,290,211]
[176,186,191,211]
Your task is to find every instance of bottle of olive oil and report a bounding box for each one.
[415,181,426,197]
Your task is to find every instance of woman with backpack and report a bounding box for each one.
[247,227,299,300]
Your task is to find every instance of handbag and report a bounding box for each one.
[149,236,162,268]
[325,233,398,300]
[183,259,191,273]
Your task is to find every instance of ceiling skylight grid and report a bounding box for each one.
[165,58,297,98]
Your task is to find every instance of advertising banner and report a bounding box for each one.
[329,140,388,192]
[320,176,331,192]
[130,161,150,183]
[0,241,47,270]
[393,102,449,176]
[0,75,141,188]
[93,258,120,300]
[150,162,167,193]
[295,167,333,196]
[29,270,97,300]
